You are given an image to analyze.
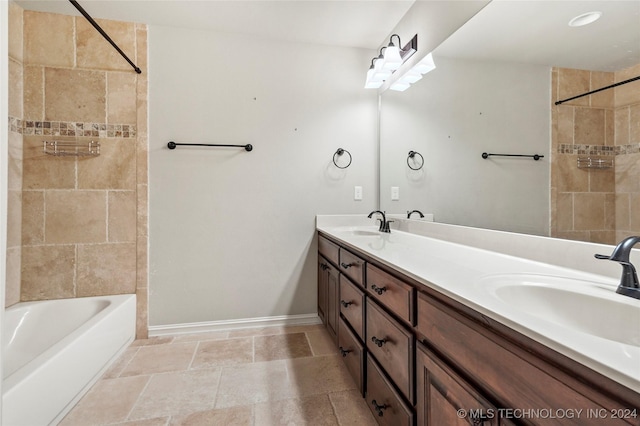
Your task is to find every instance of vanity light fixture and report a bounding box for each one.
[568,11,602,27]
[390,53,436,92]
[364,34,417,89]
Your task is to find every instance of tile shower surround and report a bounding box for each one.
[8,5,149,337]
[60,325,377,425]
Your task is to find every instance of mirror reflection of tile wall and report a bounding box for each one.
[551,65,640,244]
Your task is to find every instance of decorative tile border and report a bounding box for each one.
[558,143,640,156]
[8,116,136,138]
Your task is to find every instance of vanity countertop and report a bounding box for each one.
[317,218,640,394]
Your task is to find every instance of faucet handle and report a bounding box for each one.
[594,254,611,260]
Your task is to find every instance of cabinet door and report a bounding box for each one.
[417,342,498,426]
[326,263,340,344]
[317,256,330,325]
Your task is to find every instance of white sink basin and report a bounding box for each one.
[328,227,381,238]
[477,274,640,346]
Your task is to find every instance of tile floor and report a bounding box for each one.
[60,324,378,425]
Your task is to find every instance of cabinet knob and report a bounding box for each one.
[371,284,387,295]
[371,336,388,347]
[371,399,389,417]
[341,262,356,269]
[340,300,353,308]
[338,346,352,357]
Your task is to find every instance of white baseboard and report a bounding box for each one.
[148,313,322,337]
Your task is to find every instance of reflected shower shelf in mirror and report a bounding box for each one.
[577,157,613,170]
[43,140,100,157]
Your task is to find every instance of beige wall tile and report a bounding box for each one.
[5,247,22,308]
[574,108,604,145]
[9,2,24,62]
[615,193,630,231]
[136,286,148,339]
[555,155,588,192]
[555,192,573,231]
[590,231,615,245]
[137,235,148,286]
[556,106,574,145]
[108,72,137,124]
[590,71,614,108]
[137,184,148,237]
[22,190,45,245]
[614,107,630,146]
[45,190,107,244]
[605,109,615,146]
[630,104,640,144]
[76,243,136,296]
[604,193,615,231]
[7,191,22,249]
[630,193,640,231]
[21,244,76,301]
[22,136,76,189]
[615,65,640,107]
[76,17,136,71]
[78,139,135,189]
[135,25,148,73]
[9,58,23,118]
[24,11,74,67]
[558,68,590,107]
[108,191,136,242]
[8,131,23,191]
[45,68,106,123]
[616,153,640,193]
[589,168,615,193]
[573,193,605,230]
[23,66,44,121]
[555,230,590,242]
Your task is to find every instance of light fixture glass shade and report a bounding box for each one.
[390,81,411,92]
[400,70,423,84]
[413,53,436,75]
[382,44,403,71]
[365,69,384,89]
[372,58,392,81]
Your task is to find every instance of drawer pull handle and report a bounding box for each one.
[470,413,492,425]
[338,346,352,357]
[340,300,353,308]
[320,263,329,271]
[341,262,356,269]
[371,284,387,295]
[371,400,389,417]
[371,336,388,347]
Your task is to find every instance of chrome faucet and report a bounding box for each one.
[368,210,392,233]
[407,210,424,219]
[595,236,640,299]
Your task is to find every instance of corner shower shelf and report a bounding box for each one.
[43,140,100,157]
[577,157,613,169]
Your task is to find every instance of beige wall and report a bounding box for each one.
[7,5,149,337]
[551,65,640,244]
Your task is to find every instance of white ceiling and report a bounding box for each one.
[434,0,640,72]
[14,0,416,50]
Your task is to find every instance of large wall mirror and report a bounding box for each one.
[380,1,640,244]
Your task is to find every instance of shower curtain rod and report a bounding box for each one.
[68,0,142,74]
[555,75,640,105]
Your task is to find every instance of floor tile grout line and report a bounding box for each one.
[304,331,317,357]
[211,364,225,410]
[114,346,141,378]
[186,340,201,370]
[327,392,343,426]
[122,373,153,423]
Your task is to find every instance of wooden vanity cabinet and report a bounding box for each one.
[416,342,498,426]
[317,232,640,426]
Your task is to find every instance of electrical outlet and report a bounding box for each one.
[354,186,363,201]
[391,186,400,201]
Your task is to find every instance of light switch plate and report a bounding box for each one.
[354,186,363,200]
[391,186,400,201]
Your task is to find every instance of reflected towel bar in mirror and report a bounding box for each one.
[167,141,253,151]
[482,152,544,161]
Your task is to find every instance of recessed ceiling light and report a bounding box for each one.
[568,11,602,27]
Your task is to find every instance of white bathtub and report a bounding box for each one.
[2,294,136,426]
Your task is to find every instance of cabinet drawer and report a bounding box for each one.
[366,298,414,403]
[366,355,414,426]
[339,249,365,287]
[338,317,364,395]
[339,275,365,340]
[366,264,414,325]
[318,236,339,267]
[416,292,634,425]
